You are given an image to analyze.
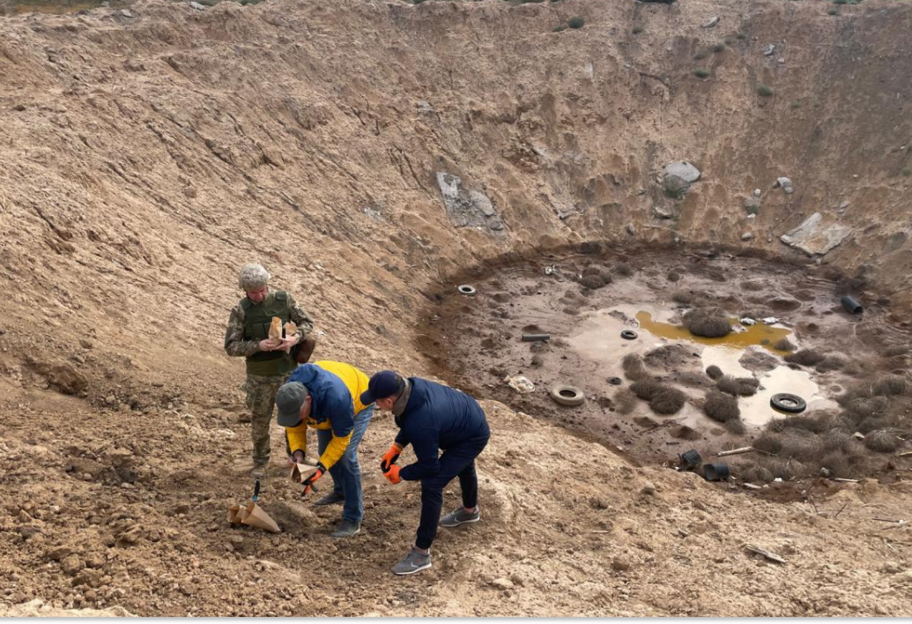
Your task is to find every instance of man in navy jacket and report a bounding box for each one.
[361,371,490,575]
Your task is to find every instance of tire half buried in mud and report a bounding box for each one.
[770,393,807,414]
[550,385,585,407]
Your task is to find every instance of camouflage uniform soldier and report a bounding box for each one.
[224,263,315,477]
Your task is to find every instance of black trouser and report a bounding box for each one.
[416,434,489,550]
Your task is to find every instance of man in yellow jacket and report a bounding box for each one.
[275,361,374,538]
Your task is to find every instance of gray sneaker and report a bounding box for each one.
[440,507,480,528]
[331,519,361,539]
[392,548,432,576]
[313,491,345,507]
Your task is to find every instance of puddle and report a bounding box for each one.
[740,367,838,427]
[635,312,793,355]
[568,307,831,429]
[701,346,754,378]
[566,307,667,377]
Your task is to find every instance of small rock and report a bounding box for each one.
[744,196,761,214]
[640,482,656,495]
[61,554,85,576]
[18,510,33,523]
[119,9,133,17]
[653,205,674,219]
[741,232,754,241]
[882,562,903,574]
[79,339,93,349]
[48,546,74,561]
[189,1,206,9]
[838,201,850,215]
[626,224,636,236]
[773,176,794,194]
[490,577,514,590]
[509,573,525,587]
[777,58,785,64]
[83,589,98,601]
[763,44,775,56]
[85,553,105,569]
[753,189,761,197]
[702,16,720,28]
[611,558,632,572]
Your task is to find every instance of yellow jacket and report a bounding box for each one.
[284,361,371,470]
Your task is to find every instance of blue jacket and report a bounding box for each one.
[286,364,354,439]
[394,378,490,481]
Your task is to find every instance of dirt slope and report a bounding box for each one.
[1,0,911,616]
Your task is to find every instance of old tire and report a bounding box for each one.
[550,385,585,407]
[457,284,477,297]
[770,393,807,414]
[621,330,638,340]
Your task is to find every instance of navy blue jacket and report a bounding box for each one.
[394,378,490,481]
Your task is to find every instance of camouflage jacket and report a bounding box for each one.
[223,290,315,358]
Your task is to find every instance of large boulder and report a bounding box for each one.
[780,213,851,256]
[664,162,701,184]
[436,173,505,232]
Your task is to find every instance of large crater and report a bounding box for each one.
[420,246,912,483]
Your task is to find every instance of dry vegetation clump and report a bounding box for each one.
[667,271,681,282]
[768,415,829,434]
[873,375,909,397]
[614,388,638,415]
[740,281,765,292]
[621,354,650,381]
[765,457,803,481]
[820,451,870,479]
[614,263,634,277]
[683,307,731,338]
[630,379,663,401]
[724,418,747,435]
[882,345,909,358]
[738,463,774,483]
[774,338,797,352]
[776,429,824,461]
[820,429,854,453]
[815,356,846,373]
[676,371,713,389]
[705,365,724,380]
[844,396,889,423]
[579,266,613,290]
[649,387,687,415]
[784,349,826,366]
[864,429,901,453]
[704,390,740,422]
[717,375,760,397]
[752,433,783,455]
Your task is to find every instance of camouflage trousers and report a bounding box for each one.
[244,373,290,466]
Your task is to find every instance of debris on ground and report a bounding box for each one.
[505,375,535,393]
[745,545,787,564]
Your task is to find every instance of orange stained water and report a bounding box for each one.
[635,312,793,355]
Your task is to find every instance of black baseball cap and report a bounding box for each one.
[360,371,404,405]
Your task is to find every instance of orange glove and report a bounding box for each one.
[380,443,402,473]
[383,464,401,484]
[301,463,325,497]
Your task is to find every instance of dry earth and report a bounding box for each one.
[1,0,912,616]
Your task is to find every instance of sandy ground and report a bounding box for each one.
[0,0,911,616]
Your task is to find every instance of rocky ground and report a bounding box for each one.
[1,0,912,616]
